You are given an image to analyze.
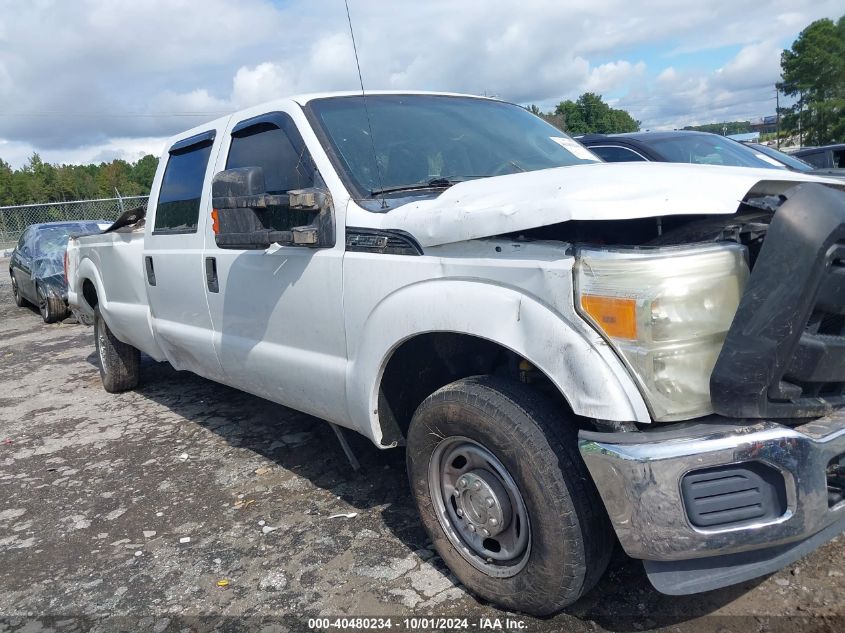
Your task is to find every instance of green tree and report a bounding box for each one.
[778,16,845,145]
[0,153,159,205]
[131,154,159,191]
[553,93,640,134]
[0,159,13,206]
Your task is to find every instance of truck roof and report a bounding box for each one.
[162,91,498,153]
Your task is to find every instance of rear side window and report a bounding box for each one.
[797,151,827,168]
[226,113,315,231]
[590,145,647,163]
[154,133,215,234]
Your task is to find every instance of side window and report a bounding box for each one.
[591,145,647,163]
[798,151,826,169]
[226,115,315,232]
[154,134,214,234]
[17,229,29,253]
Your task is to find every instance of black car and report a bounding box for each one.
[579,130,782,169]
[790,144,845,170]
[9,220,107,323]
[743,142,845,180]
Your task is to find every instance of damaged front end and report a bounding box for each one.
[32,256,69,303]
[578,182,845,595]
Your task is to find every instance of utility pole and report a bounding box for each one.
[775,84,780,149]
[798,90,803,148]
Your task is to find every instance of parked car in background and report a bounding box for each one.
[743,142,845,180]
[791,144,845,170]
[579,131,783,169]
[10,220,108,323]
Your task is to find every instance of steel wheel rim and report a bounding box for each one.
[11,275,19,302]
[428,436,531,577]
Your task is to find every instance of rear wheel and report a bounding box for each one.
[406,376,614,616]
[94,307,140,392]
[10,271,28,308]
[37,284,68,324]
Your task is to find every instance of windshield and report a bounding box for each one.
[643,134,780,169]
[27,223,101,278]
[33,224,98,256]
[307,95,599,199]
[748,143,813,172]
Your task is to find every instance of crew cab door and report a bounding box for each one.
[202,108,348,424]
[143,129,226,381]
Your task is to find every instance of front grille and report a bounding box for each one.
[712,183,845,418]
[778,248,845,408]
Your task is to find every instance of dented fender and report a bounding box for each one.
[344,278,651,445]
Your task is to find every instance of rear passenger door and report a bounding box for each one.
[144,129,226,381]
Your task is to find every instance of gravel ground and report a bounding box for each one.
[0,260,843,633]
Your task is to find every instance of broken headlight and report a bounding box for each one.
[575,243,749,421]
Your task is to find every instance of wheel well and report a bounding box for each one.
[82,279,98,309]
[376,332,572,445]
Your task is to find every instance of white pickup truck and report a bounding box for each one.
[67,91,845,615]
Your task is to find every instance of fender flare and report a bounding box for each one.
[345,279,650,444]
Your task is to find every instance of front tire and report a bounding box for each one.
[37,284,68,324]
[94,307,140,392]
[406,376,613,616]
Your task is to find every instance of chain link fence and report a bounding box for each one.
[0,196,149,251]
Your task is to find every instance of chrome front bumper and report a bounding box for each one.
[578,411,845,562]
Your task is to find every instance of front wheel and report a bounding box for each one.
[406,376,613,616]
[37,284,68,323]
[94,307,140,392]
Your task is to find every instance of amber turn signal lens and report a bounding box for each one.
[211,209,220,234]
[580,295,637,340]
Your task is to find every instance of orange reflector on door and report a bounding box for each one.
[580,295,638,340]
[211,209,220,234]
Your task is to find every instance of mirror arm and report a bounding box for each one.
[211,193,290,209]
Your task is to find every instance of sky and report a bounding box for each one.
[0,0,841,168]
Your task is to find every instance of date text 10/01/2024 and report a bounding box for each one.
[307,617,528,630]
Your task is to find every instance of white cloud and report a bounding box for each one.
[0,136,167,170]
[585,61,647,93]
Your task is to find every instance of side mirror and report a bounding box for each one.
[210,167,334,250]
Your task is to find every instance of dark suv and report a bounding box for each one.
[791,144,845,170]
[579,130,782,169]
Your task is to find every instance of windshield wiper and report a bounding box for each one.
[370,177,469,197]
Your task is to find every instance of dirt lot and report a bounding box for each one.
[0,260,842,633]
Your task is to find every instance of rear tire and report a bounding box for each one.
[10,271,28,308]
[406,375,613,616]
[37,284,68,324]
[94,307,140,392]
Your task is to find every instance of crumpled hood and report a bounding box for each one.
[374,161,845,247]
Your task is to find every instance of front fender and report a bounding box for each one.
[346,279,650,444]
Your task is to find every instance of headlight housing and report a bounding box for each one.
[575,243,749,421]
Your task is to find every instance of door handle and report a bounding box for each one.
[205,257,219,293]
[144,256,156,286]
